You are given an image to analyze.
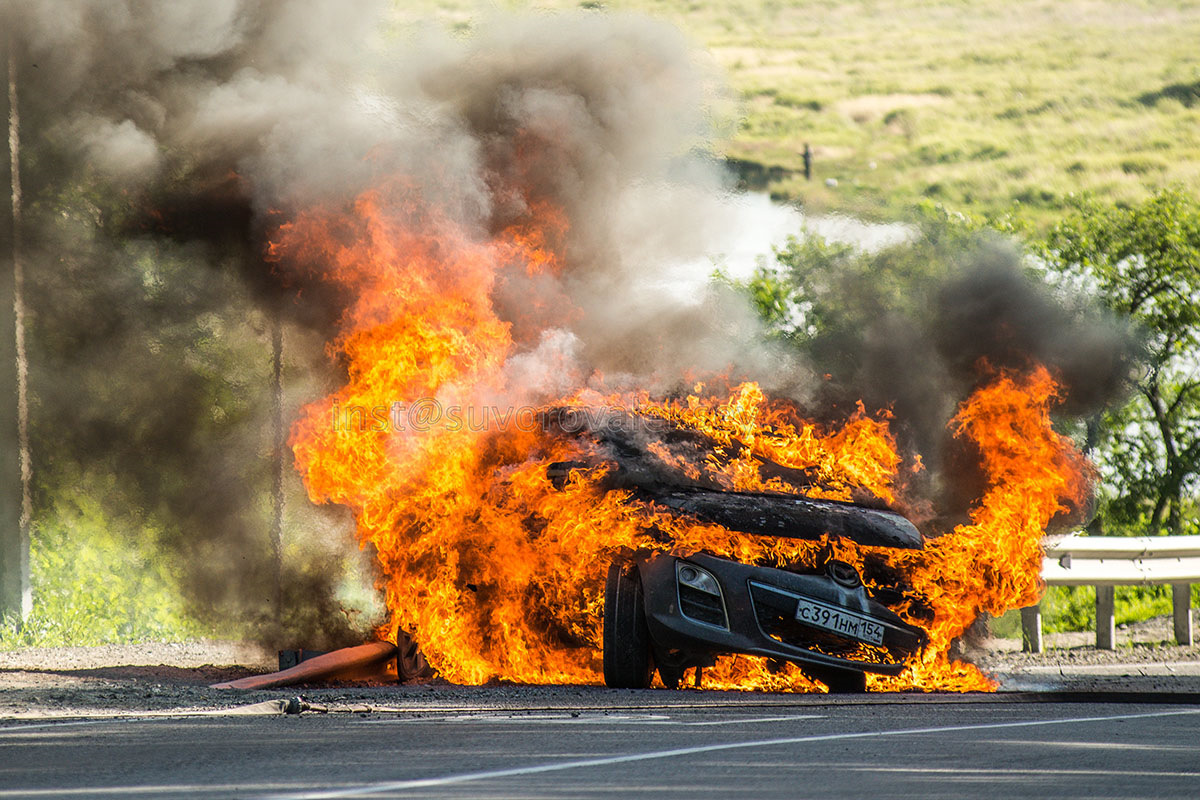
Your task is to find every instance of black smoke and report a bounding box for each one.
[0,2,777,645]
[786,232,1135,531]
[3,0,1135,648]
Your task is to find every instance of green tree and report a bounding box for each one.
[738,202,990,350]
[1036,188,1200,536]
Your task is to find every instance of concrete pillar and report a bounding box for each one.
[1020,605,1043,653]
[1172,584,1194,647]
[1096,585,1116,650]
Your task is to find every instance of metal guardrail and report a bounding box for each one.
[1022,534,1200,652]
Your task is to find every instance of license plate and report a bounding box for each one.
[794,598,885,644]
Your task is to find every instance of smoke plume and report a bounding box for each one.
[4,1,1133,645]
[779,233,1135,530]
[2,1,797,644]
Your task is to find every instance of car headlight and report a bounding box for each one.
[677,562,721,595]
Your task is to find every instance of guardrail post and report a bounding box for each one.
[1096,586,1116,650]
[1020,605,1043,653]
[1173,583,1194,647]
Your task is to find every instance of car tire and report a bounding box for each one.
[603,560,654,689]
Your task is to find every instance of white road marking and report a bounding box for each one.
[841,766,1200,777]
[0,700,289,734]
[0,783,314,797]
[264,707,1200,800]
[0,718,139,734]
[354,713,816,726]
[986,739,1200,752]
[673,715,809,726]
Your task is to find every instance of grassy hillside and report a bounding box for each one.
[410,1,1200,227]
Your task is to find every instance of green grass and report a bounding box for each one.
[0,496,206,650]
[402,0,1200,229]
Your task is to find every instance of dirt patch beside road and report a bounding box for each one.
[975,613,1199,671]
[0,641,276,718]
[0,640,275,674]
[972,614,1200,695]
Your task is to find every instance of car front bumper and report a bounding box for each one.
[638,552,926,677]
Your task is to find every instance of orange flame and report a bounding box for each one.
[276,181,1089,691]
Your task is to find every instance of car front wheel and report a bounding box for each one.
[603,560,654,689]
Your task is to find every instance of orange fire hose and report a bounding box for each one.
[210,641,397,690]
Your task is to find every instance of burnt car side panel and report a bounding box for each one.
[637,552,926,677]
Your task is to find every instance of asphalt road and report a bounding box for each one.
[2,692,1199,799]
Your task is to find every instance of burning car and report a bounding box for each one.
[543,409,930,692]
[602,492,929,693]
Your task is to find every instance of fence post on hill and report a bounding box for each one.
[1,40,31,623]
